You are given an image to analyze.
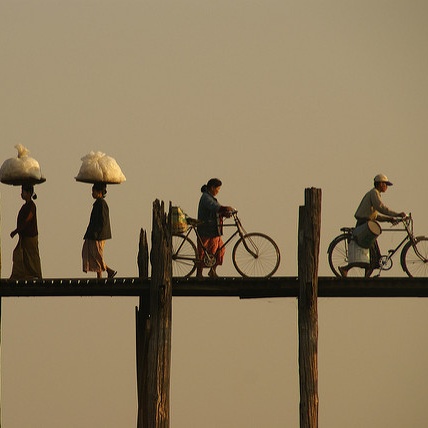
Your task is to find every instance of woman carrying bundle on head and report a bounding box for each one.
[10,184,42,280]
[82,182,117,279]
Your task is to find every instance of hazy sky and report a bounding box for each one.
[1,1,428,427]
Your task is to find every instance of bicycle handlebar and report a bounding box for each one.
[391,213,411,224]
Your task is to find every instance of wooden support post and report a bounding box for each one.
[0,192,2,428]
[298,188,321,428]
[138,228,149,279]
[136,228,149,427]
[137,200,172,427]
[0,192,2,276]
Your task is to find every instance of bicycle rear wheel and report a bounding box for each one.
[172,234,197,277]
[232,233,280,278]
[401,236,428,277]
[328,234,372,278]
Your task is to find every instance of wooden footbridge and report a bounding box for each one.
[1,275,428,298]
[1,189,427,428]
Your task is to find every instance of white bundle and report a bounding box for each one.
[0,144,46,185]
[75,151,126,184]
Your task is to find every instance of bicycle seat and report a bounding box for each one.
[340,227,354,233]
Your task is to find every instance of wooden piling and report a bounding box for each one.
[298,188,321,428]
[136,228,149,427]
[136,200,172,427]
[0,192,2,428]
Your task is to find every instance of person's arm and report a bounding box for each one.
[10,205,34,238]
[218,205,234,217]
[84,200,104,239]
[92,201,105,239]
[371,189,405,221]
[376,214,394,222]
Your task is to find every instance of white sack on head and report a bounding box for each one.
[0,144,46,184]
[75,151,126,184]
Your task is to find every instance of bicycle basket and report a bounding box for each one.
[171,206,188,234]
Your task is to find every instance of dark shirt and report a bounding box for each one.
[17,200,38,237]
[197,191,222,237]
[84,198,112,240]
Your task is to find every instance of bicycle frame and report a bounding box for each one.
[172,210,281,278]
[342,214,426,273]
[377,232,409,271]
[379,214,427,265]
[194,211,245,258]
[175,211,258,263]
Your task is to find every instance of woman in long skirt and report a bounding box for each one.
[82,182,116,279]
[10,184,42,280]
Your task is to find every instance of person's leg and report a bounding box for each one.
[10,238,26,279]
[196,240,206,277]
[208,237,224,278]
[96,241,116,278]
[22,236,42,279]
[196,266,204,277]
[370,240,381,269]
[339,265,349,277]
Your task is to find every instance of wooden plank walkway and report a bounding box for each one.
[1,276,428,298]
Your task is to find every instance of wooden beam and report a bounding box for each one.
[1,277,428,298]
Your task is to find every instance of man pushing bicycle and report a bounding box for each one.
[339,174,406,278]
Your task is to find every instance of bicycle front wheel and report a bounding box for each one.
[172,234,197,277]
[328,234,372,278]
[232,233,280,278]
[401,236,428,277]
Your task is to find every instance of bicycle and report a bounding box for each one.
[172,211,281,278]
[327,213,428,278]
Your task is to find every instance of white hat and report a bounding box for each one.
[374,174,393,186]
